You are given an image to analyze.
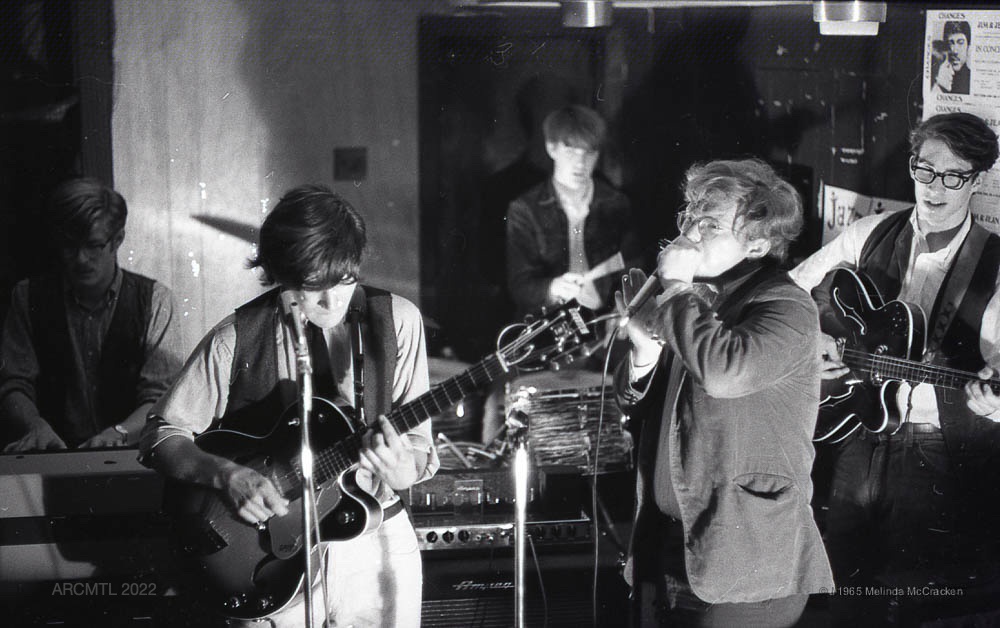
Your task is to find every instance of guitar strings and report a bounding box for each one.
[839,348,998,388]
[270,342,567,492]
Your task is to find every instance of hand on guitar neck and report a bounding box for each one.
[817,333,851,381]
[966,366,1000,418]
[357,414,425,492]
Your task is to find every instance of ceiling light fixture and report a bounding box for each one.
[813,1,886,36]
[561,1,613,27]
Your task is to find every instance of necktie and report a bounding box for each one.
[306,322,339,402]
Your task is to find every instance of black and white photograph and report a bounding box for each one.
[2,2,1000,627]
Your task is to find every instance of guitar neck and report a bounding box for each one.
[843,350,1000,393]
[313,353,508,485]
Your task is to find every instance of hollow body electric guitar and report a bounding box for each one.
[165,302,595,619]
[814,268,1000,443]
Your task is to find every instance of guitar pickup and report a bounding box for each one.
[174,515,228,555]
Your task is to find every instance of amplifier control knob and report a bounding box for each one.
[442,531,455,543]
[426,531,438,543]
[458,530,471,543]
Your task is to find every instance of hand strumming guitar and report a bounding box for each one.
[218,462,290,525]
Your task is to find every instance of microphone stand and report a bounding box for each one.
[286,297,320,628]
[506,409,530,628]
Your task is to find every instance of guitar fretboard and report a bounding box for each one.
[843,349,1000,393]
[311,353,509,486]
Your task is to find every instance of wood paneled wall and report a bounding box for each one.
[112,0,446,354]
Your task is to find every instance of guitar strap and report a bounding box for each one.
[925,224,990,357]
[348,306,366,428]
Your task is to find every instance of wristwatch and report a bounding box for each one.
[113,423,129,444]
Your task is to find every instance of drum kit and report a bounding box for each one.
[429,361,633,475]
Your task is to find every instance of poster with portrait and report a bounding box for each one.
[923,9,1000,233]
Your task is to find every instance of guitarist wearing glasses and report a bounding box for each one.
[140,185,437,627]
[790,112,1000,625]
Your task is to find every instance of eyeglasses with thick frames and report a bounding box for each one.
[676,209,735,242]
[909,157,978,190]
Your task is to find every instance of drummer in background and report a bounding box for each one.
[481,105,642,443]
[505,104,641,320]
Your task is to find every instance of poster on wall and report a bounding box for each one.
[923,9,1000,233]
[820,182,912,244]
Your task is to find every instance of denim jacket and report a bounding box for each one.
[505,178,639,317]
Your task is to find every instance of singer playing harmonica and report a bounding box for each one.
[614,158,832,627]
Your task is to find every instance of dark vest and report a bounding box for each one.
[222,286,396,435]
[857,209,1000,456]
[28,270,154,445]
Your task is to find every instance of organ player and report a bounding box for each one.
[1,178,181,452]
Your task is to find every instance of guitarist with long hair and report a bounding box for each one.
[790,112,1000,626]
[139,185,438,627]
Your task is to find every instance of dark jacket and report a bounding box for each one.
[506,178,639,317]
[616,261,834,603]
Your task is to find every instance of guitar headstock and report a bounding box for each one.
[495,301,598,372]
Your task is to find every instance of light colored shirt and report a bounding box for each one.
[0,268,181,441]
[789,210,1000,424]
[554,177,601,309]
[141,292,438,504]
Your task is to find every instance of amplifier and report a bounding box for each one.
[404,467,592,523]
[414,517,593,551]
[422,538,629,627]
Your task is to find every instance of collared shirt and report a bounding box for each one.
[554,177,602,309]
[0,267,180,441]
[140,292,439,504]
[789,210,1000,424]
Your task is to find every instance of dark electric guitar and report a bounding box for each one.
[165,302,596,620]
[814,268,1000,443]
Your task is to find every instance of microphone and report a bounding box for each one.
[618,273,661,328]
[280,291,309,351]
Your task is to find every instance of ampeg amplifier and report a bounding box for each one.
[421,533,629,628]
[414,517,594,551]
